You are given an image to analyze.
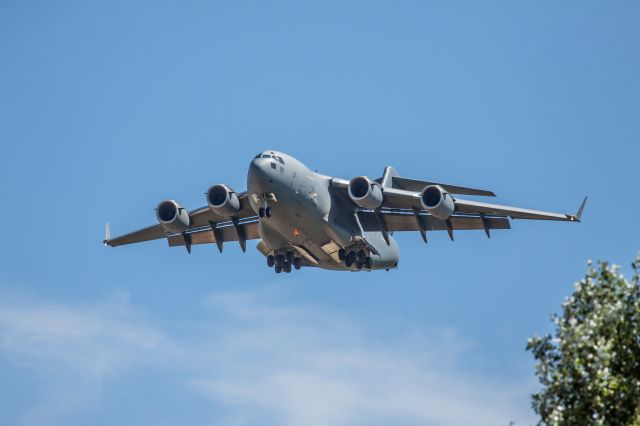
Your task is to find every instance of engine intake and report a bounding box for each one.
[420,185,455,220]
[206,184,241,217]
[156,200,190,233]
[348,176,383,209]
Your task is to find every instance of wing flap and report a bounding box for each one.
[167,221,260,247]
[358,210,511,232]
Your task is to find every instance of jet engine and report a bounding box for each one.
[420,185,455,220]
[156,200,190,233]
[206,184,241,217]
[348,176,383,209]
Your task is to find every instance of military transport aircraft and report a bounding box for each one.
[104,150,586,273]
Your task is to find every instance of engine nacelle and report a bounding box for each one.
[420,185,455,220]
[206,184,241,217]
[348,176,383,209]
[156,200,190,233]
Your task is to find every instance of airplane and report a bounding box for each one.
[104,150,587,273]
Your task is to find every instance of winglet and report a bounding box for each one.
[104,222,111,245]
[568,196,587,222]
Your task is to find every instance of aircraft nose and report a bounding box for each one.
[248,158,270,192]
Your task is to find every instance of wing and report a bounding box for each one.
[332,177,585,241]
[104,192,259,252]
[333,178,585,222]
[390,176,496,197]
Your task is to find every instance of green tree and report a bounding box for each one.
[527,254,640,426]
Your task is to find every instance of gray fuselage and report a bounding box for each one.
[247,151,399,271]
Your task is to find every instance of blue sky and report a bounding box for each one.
[1,1,638,425]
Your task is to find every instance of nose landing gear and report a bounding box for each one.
[258,206,272,218]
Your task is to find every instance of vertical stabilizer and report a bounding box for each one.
[380,166,398,188]
[380,167,398,237]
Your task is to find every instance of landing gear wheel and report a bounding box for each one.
[286,251,294,266]
[338,248,346,261]
[265,207,272,217]
[365,257,372,269]
[267,255,275,267]
[356,261,363,270]
[348,251,357,265]
[345,256,353,267]
[275,264,282,273]
[275,254,284,268]
[284,262,292,273]
[293,257,302,270]
[258,207,265,218]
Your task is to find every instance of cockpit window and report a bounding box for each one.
[256,153,283,163]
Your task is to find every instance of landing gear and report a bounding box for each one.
[258,206,272,218]
[338,248,346,261]
[344,251,355,267]
[268,250,302,273]
[340,246,373,270]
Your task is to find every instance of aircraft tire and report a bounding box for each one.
[267,255,275,267]
[293,257,302,270]
[338,248,346,260]
[258,207,265,217]
[275,264,282,273]
[265,207,272,217]
[365,257,372,269]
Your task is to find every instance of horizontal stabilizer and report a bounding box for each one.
[392,177,496,197]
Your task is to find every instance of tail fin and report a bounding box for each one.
[380,167,398,236]
[380,166,398,188]
[572,196,588,222]
[104,222,111,245]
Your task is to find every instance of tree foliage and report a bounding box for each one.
[527,254,640,426]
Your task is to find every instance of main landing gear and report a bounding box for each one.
[258,206,272,218]
[267,251,302,274]
[338,247,372,270]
